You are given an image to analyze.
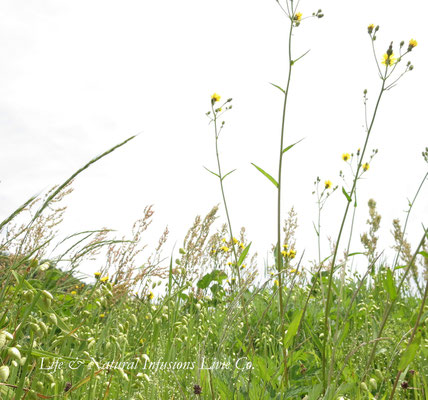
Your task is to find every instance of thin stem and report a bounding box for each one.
[276,14,294,388]
[322,78,386,392]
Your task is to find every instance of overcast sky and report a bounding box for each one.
[1,0,427,276]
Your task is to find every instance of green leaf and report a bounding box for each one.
[283,310,303,349]
[282,138,304,154]
[222,169,237,181]
[291,49,311,65]
[237,242,252,267]
[269,82,285,94]
[384,268,397,301]
[419,250,428,259]
[342,187,351,202]
[398,333,421,370]
[203,166,220,178]
[197,270,227,289]
[251,163,278,188]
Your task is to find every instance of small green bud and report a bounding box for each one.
[8,346,21,360]
[48,313,58,325]
[369,378,377,390]
[360,382,368,391]
[0,366,10,381]
[42,290,53,300]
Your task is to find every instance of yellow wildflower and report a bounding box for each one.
[295,12,302,21]
[363,163,370,171]
[71,291,77,295]
[325,180,332,189]
[221,238,227,243]
[211,93,221,103]
[342,153,350,162]
[100,314,105,318]
[239,242,245,250]
[241,264,246,269]
[408,39,417,51]
[381,53,396,66]
[233,237,238,244]
[281,250,287,257]
[94,272,101,277]
[227,262,233,266]
[368,24,375,34]
[283,244,288,250]
[274,280,279,287]
[100,276,109,283]
[288,249,296,259]
[220,245,230,252]
[148,291,154,300]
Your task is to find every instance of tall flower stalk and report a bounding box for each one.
[321,29,417,391]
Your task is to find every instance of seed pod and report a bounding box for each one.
[39,321,48,336]
[42,290,53,300]
[48,313,57,325]
[118,368,129,381]
[8,346,21,360]
[29,322,40,334]
[23,290,34,302]
[0,333,6,350]
[369,378,377,390]
[374,369,383,380]
[360,382,368,391]
[19,357,27,366]
[0,365,10,381]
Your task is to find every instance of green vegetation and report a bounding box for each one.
[1,1,427,399]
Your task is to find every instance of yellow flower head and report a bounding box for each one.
[408,39,418,51]
[281,250,287,257]
[148,291,154,300]
[227,262,232,266]
[211,93,221,103]
[239,242,245,250]
[325,180,332,189]
[94,272,101,277]
[100,314,105,318]
[288,249,296,259]
[283,244,288,250]
[381,53,396,66]
[233,237,238,244]
[221,238,226,243]
[295,12,302,21]
[274,279,279,287]
[363,163,370,171]
[71,291,77,295]
[368,24,375,34]
[342,153,350,162]
[220,245,230,252]
[100,276,109,283]
[75,285,79,289]
[241,264,246,269]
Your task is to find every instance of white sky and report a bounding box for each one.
[1,0,427,276]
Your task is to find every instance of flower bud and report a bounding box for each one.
[369,378,377,390]
[0,366,10,381]
[8,346,21,360]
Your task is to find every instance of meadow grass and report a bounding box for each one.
[0,1,427,399]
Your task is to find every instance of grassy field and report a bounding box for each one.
[1,2,427,399]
